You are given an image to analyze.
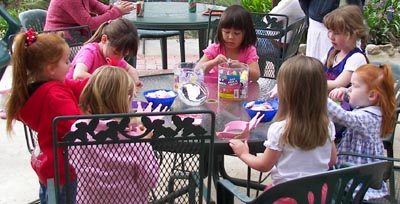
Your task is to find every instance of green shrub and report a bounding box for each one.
[364,0,400,45]
[240,0,272,13]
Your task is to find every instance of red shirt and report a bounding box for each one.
[19,80,87,185]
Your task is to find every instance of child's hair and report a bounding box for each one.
[79,66,135,114]
[6,32,69,133]
[215,5,257,49]
[323,5,369,67]
[86,18,139,58]
[275,55,330,150]
[354,64,397,136]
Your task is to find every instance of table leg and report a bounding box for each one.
[179,30,185,62]
[198,29,207,58]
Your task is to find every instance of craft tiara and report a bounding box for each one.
[25,28,38,47]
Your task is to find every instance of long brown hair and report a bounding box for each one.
[6,32,69,134]
[275,55,330,150]
[355,64,396,136]
[86,18,139,57]
[323,5,369,68]
[79,66,135,114]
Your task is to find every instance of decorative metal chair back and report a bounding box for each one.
[252,13,288,78]
[50,110,215,204]
[206,9,222,45]
[42,25,92,61]
[9,25,92,62]
[338,152,400,204]
[217,161,392,204]
[18,9,47,32]
[281,16,307,62]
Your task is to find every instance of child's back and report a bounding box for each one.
[72,66,158,204]
[230,55,337,189]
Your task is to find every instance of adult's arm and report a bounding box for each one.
[47,0,122,31]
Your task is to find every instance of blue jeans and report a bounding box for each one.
[39,179,77,204]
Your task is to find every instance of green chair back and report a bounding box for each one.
[18,9,47,32]
[217,161,392,204]
[49,110,215,204]
[0,6,21,79]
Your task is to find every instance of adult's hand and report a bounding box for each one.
[115,1,134,15]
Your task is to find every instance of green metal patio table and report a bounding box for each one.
[124,2,225,62]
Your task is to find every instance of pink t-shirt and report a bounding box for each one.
[66,42,128,79]
[202,43,259,79]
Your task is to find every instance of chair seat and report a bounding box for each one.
[138,29,181,38]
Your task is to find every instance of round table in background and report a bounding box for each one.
[124,2,225,61]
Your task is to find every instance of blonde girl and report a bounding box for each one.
[73,66,158,204]
[328,64,396,200]
[6,30,86,204]
[324,5,369,91]
[230,55,336,194]
[198,5,260,82]
[66,18,143,87]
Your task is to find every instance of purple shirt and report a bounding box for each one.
[66,43,128,79]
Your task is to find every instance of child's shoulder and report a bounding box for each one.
[81,42,100,51]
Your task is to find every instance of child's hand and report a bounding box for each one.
[213,54,228,65]
[329,87,347,101]
[229,139,249,157]
[135,80,143,88]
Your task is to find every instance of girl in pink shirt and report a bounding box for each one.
[197,5,260,82]
[67,18,143,87]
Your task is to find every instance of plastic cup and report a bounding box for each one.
[174,62,203,90]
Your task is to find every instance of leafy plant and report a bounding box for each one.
[364,0,400,45]
[240,0,272,13]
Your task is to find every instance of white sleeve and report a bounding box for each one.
[263,121,285,151]
[343,53,367,72]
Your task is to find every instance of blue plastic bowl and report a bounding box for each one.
[143,89,177,109]
[243,99,279,123]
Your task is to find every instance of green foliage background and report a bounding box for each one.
[364,0,400,45]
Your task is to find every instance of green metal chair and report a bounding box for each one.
[206,9,222,45]
[338,152,400,204]
[0,6,21,80]
[48,110,215,204]
[18,9,46,32]
[252,13,307,78]
[216,161,392,204]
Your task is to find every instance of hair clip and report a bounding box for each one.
[25,28,38,47]
[107,20,112,24]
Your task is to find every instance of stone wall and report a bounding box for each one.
[298,43,400,64]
